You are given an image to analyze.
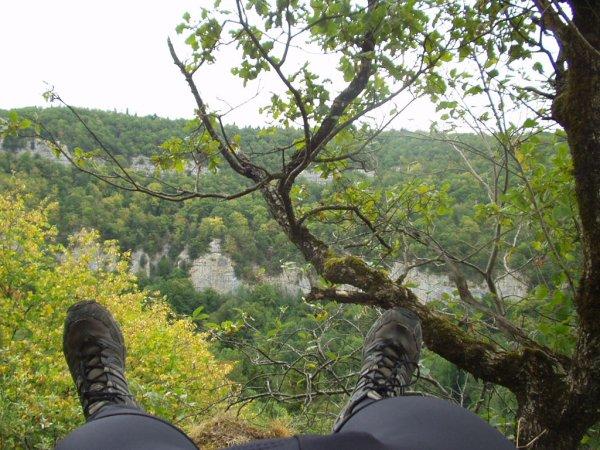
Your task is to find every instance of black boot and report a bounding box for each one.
[63,300,139,420]
[333,308,422,432]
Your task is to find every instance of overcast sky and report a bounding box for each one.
[0,1,436,128]
[1,1,199,117]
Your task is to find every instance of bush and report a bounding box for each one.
[0,192,233,448]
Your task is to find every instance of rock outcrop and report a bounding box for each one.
[188,239,241,294]
[1,138,70,165]
[129,241,528,302]
[390,262,528,302]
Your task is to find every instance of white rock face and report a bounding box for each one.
[299,170,329,185]
[355,168,376,178]
[188,239,241,293]
[129,155,209,175]
[390,263,454,302]
[390,262,528,302]
[127,242,530,301]
[299,168,375,184]
[130,156,155,173]
[130,249,151,277]
[1,138,70,165]
[130,240,312,295]
[176,247,191,269]
[497,274,529,299]
[2,139,209,176]
[264,263,313,296]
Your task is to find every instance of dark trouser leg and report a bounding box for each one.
[231,398,515,450]
[336,396,515,450]
[55,406,199,450]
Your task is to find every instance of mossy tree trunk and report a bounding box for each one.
[523,0,600,447]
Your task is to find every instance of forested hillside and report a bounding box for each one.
[0,107,558,282]
[1,106,585,445]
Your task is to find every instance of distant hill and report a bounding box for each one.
[0,106,537,287]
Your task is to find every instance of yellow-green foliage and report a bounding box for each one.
[0,192,232,449]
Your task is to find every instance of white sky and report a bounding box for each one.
[1,1,200,119]
[0,0,438,128]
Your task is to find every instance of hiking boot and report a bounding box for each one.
[333,308,422,432]
[63,300,139,420]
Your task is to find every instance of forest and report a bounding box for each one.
[0,105,585,447]
[1,0,600,449]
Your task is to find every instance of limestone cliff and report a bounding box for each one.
[129,240,528,302]
[188,240,241,294]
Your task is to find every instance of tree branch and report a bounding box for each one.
[168,37,265,182]
[307,284,546,393]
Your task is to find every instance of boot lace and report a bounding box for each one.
[361,340,420,397]
[79,339,133,414]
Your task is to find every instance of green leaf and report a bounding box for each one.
[439,51,453,62]
[185,35,199,51]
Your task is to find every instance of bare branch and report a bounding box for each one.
[298,205,391,250]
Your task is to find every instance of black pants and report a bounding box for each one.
[56,397,515,449]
